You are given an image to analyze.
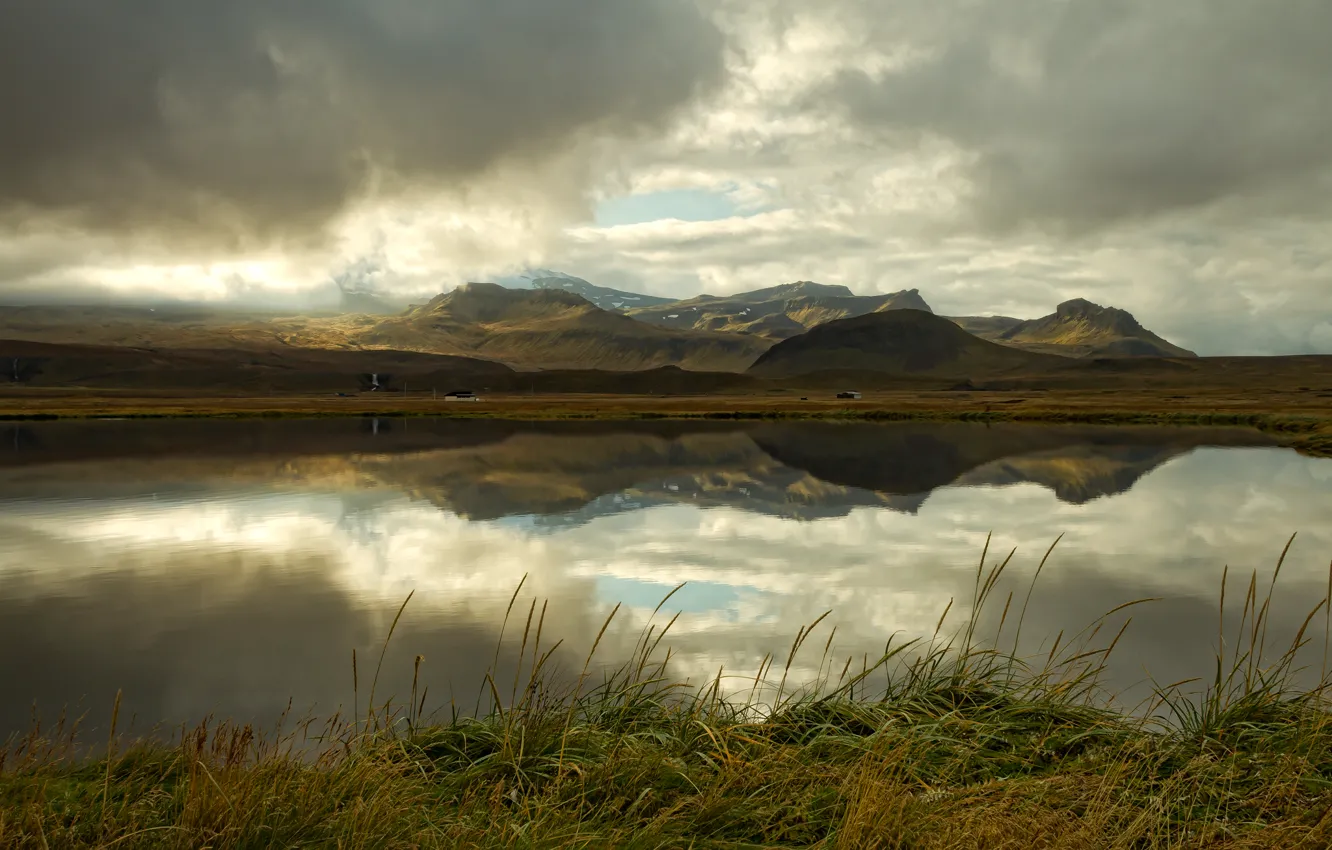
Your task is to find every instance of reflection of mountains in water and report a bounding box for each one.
[528,469,930,530]
[517,424,1223,528]
[0,420,1277,523]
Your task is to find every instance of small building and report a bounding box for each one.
[836,391,862,400]
[443,390,479,402]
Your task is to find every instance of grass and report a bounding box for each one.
[6,540,1332,848]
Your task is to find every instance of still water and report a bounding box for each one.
[2,418,1330,742]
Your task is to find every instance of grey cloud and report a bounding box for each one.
[0,0,725,247]
[820,0,1332,232]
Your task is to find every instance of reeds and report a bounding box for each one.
[4,539,1332,848]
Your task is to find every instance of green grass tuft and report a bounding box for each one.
[6,539,1332,847]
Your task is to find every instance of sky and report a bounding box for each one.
[1,0,1330,355]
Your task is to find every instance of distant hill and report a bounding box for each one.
[748,309,1064,378]
[499,269,676,313]
[358,283,766,371]
[626,281,933,341]
[0,338,512,391]
[950,300,1195,358]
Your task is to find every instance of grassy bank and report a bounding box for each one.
[4,399,1331,458]
[6,547,1332,847]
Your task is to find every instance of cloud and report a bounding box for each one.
[817,0,1332,232]
[0,0,725,247]
[2,0,1330,356]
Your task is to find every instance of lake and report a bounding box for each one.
[2,418,1330,744]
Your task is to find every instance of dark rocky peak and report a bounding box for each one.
[1055,298,1143,333]
[747,281,856,301]
[413,282,595,320]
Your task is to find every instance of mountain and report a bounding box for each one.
[358,283,766,371]
[950,299,1195,358]
[748,309,1064,378]
[625,281,933,341]
[499,269,676,313]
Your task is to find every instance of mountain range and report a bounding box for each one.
[623,281,933,341]
[358,283,765,370]
[0,269,1209,381]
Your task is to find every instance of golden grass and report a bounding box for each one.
[6,539,1332,847]
[4,388,1331,457]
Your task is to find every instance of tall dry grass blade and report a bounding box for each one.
[630,582,687,663]
[837,655,854,687]
[933,598,954,639]
[490,574,530,682]
[367,590,414,733]
[558,603,620,769]
[100,689,122,833]
[484,674,506,726]
[524,641,564,712]
[645,611,683,667]
[970,533,992,615]
[511,599,538,709]
[816,639,920,704]
[962,545,1015,665]
[1047,629,1065,669]
[748,653,774,707]
[1238,570,1258,686]
[1012,534,1062,659]
[1324,560,1332,682]
[994,590,1014,647]
[776,611,831,708]
[410,654,423,734]
[822,625,839,663]
[1217,565,1228,690]
[1256,533,1296,676]
[531,600,549,694]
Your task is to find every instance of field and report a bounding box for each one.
[4,386,1332,457]
[5,551,1332,848]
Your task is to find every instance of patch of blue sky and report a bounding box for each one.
[593,188,743,227]
[595,575,749,619]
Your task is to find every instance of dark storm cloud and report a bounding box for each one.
[821,0,1332,232]
[0,0,725,245]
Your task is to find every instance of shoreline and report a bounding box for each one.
[4,390,1331,456]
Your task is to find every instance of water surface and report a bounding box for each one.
[2,418,1330,742]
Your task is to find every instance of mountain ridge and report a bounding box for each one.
[949,299,1195,358]
[625,282,933,341]
[358,283,766,371]
[748,309,1068,378]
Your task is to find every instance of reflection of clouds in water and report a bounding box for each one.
[1,447,1330,719]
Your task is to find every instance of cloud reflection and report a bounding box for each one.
[0,422,1328,740]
